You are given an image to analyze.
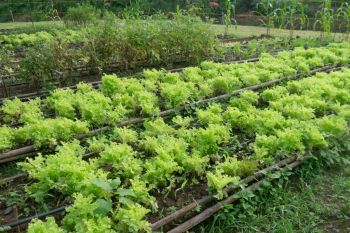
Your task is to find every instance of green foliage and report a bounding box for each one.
[76,85,114,126]
[143,148,183,186]
[130,179,157,209]
[46,89,76,119]
[64,4,100,27]
[4,13,215,92]
[101,75,159,116]
[0,44,349,154]
[160,81,197,108]
[197,104,224,125]
[63,194,115,233]
[314,0,334,37]
[261,86,289,102]
[113,203,151,233]
[112,127,138,144]
[28,217,65,233]
[87,136,109,153]
[172,115,194,128]
[239,90,259,104]
[142,118,175,137]
[216,156,259,177]
[99,143,143,179]
[0,126,14,152]
[19,141,108,202]
[14,118,89,149]
[1,97,43,124]
[10,45,350,233]
[16,65,350,233]
[143,69,165,81]
[193,124,231,155]
[207,169,240,199]
[317,116,348,138]
[181,151,210,174]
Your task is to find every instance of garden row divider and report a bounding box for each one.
[0,64,347,164]
[0,155,299,231]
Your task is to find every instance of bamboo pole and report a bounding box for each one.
[150,156,297,231]
[0,157,300,230]
[166,160,304,233]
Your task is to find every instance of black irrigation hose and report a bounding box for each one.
[0,63,347,165]
[0,206,68,229]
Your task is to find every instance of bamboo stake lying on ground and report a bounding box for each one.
[151,156,297,231]
[0,156,299,231]
[166,159,304,233]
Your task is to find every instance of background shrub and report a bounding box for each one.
[63,4,100,27]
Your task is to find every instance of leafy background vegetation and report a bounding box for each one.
[0,0,349,22]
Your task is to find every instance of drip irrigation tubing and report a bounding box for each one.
[0,206,68,230]
[0,64,346,165]
[0,155,299,231]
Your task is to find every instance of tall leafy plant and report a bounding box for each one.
[299,5,309,31]
[223,0,237,36]
[314,0,334,38]
[281,0,304,39]
[256,0,277,36]
[336,2,350,41]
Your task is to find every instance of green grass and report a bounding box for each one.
[197,162,350,233]
[212,24,347,40]
[0,21,62,30]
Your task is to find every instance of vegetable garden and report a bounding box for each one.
[1,3,350,233]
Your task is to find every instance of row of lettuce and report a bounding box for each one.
[22,67,350,232]
[0,17,331,95]
[1,43,350,154]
